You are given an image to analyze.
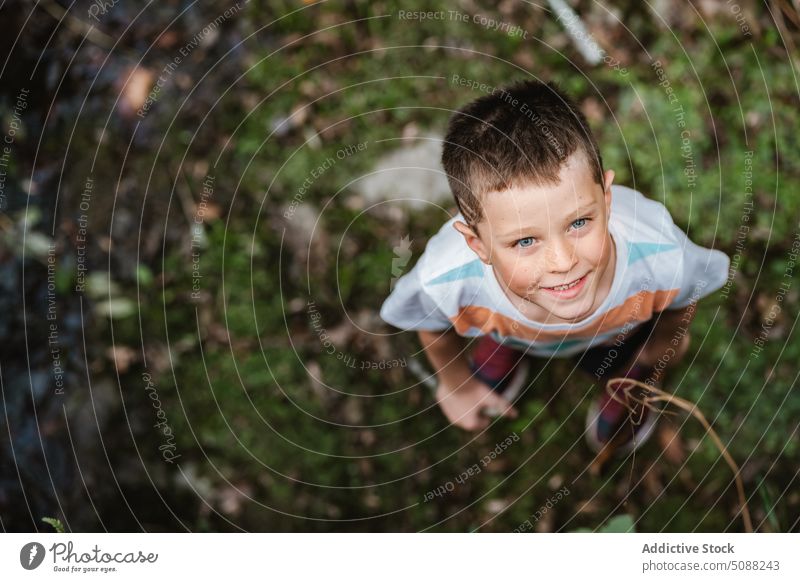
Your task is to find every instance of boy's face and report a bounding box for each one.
[454,152,615,324]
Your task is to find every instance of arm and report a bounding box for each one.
[417,328,474,388]
[418,329,518,431]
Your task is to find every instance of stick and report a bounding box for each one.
[601,377,754,533]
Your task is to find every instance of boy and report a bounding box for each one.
[380,80,730,453]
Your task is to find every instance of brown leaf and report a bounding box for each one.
[106,345,138,374]
[306,360,334,407]
[484,458,510,473]
[217,482,253,517]
[484,498,509,515]
[119,66,154,117]
[576,498,602,515]
[363,492,381,509]
[155,30,179,49]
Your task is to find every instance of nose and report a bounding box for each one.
[545,236,578,273]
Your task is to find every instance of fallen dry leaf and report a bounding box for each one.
[106,345,138,374]
[118,66,155,118]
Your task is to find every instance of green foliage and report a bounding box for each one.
[41,517,65,533]
[573,514,636,533]
[110,2,800,532]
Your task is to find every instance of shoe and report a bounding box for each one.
[469,335,530,406]
[585,363,659,455]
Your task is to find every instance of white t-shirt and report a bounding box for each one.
[380,185,731,357]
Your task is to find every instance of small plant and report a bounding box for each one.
[41,517,65,533]
[573,514,636,533]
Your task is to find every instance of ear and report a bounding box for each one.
[602,169,615,215]
[453,220,491,264]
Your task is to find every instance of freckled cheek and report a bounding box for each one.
[578,235,607,266]
[502,260,545,293]
[582,248,605,267]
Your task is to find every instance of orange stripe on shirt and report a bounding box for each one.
[450,289,679,341]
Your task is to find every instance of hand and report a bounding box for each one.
[435,377,518,431]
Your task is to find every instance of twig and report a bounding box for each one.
[772,0,800,74]
[547,0,603,65]
[598,376,754,533]
[37,0,117,50]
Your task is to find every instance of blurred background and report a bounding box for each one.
[0,0,798,532]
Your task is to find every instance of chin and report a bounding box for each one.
[546,294,595,319]
[558,306,591,321]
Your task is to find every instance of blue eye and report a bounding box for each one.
[517,237,535,248]
[572,218,589,229]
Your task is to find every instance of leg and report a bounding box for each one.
[628,328,692,386]
[576,317,657,381]
[470,334,528,392]
[581,318,690,454]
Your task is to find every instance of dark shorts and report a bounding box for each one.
[470,318,657,390]
[572,317,656,379]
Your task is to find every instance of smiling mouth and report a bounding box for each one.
[541,275,585,291]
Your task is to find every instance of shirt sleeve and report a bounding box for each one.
[665,221,731,310]
[379,260,453,332]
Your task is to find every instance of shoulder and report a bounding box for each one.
[609,184,679,243]
[415,212,484,287]
[608,185,687,296]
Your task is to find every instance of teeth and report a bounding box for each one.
[547,277,581,291]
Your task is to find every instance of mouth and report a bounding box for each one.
[540,274,588,298]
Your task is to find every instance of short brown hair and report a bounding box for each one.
[441,80,603,226]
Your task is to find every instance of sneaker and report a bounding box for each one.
[469,335,530,406]
[585,363,659,455]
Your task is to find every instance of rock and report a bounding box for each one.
[354,135,452,211]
